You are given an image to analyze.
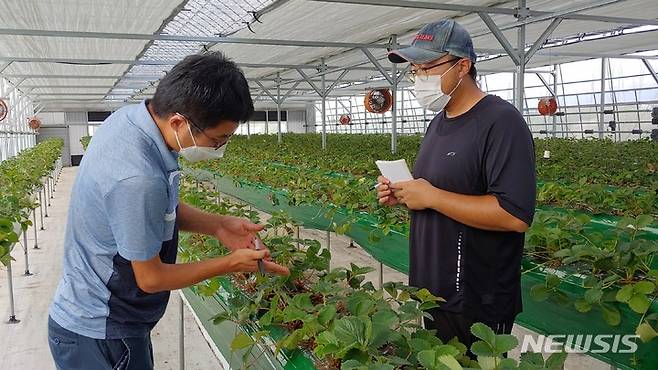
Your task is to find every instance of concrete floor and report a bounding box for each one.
[0,167,609,370]
[0,167,222,370]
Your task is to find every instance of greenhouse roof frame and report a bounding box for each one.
[0,0,657,115]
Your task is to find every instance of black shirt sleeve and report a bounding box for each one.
[482,107,536,226]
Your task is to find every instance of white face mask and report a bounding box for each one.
[174,123,226,163]
[414,60,463,112]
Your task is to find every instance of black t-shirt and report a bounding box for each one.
[409,94,536,323]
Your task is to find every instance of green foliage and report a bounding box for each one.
[178,175,566,369]
[80,135,92,150]
[0,139,63,266]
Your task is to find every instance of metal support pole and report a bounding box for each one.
[515,0,527,113]
[277,73,282,144]
[23,230,32,276]
[32,208,39,249]
[400,88,404,134]
[378,262,384,289]
[599,57,607,139]
[552,67,558,137]
[390,34,398,154]
[179,291,185,370]
[423,108,428,133]
[47,177,52,205]
[39,189,45,229]
[326,229,331,271]
[321,60,327,150]
[6,262,20,324]
[265,107,269,135]
[43,186,49,218]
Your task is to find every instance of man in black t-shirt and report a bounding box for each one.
[377,20,536,354]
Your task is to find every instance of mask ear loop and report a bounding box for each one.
[174,127,184,151]
[185,121,198,147]
[445,60,464,97]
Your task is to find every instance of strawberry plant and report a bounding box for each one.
[178,176,567,369]
[0,139,63,265]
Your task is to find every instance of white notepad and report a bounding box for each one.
[375,159,413,183]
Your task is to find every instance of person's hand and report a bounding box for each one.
[214,216,263,252]
[227,248,290,276]
[376,175,400,207]
[390,178,435,210]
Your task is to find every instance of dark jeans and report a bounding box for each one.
[424,309,515,360]
[48,316,154,370]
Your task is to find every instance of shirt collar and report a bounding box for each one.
[132,100,179,172]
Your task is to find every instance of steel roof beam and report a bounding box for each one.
[308,0,658,27]
[0,28,392,49]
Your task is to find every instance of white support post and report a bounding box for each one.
[321,59,327,150]
[22,229,32,276]
[276,72,282,144]
[6,261,19,324]
[599,58,607,139]
[32,208,39,249]
[390,34,398,154]
[515,0,527,113]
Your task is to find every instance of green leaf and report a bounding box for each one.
[636,322,658,343]
[546,274,561,289]
[635,215,655,229]
[370,364,395,370]
[494,334,519,354]
[419,301,441,311]
[417,349,437,369]
[372,308,398,328]
[418,347,462,370]
[318,304,337,326]
[409,338,433,352]
[334,316,371,350]
[282,306,308,323]
[398,290,411,302]
[230,332,254,351]
[530,285,551,302]
[519,351,545,367]
[340,359,366,370]
[616,285,634,303]
[545,352,568,369]
[470,323,496,346]
[498,358,519,370]
[347,294,375,316]
[211,313,231,325]
[415,288,442,303]
[584,288,603,304]
[634,281,656,295]
[600,303,621,326]
[383,282,398,300]
[629,293,651,314]
[292,293,314,311]
[574,299,592,313]
[470,341,495,360]
[582,275,599,288]
[617,217,636,229]
[281,329,303,350]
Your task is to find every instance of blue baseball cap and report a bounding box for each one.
[389,20,477,64]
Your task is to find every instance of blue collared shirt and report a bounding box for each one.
[49,100,180,339]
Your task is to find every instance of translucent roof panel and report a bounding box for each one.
[108,0,276,104]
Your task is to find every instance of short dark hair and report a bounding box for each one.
[151,52,254,131]
[468,63,477,80]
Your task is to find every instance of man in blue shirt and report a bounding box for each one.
[48,52,289,370]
